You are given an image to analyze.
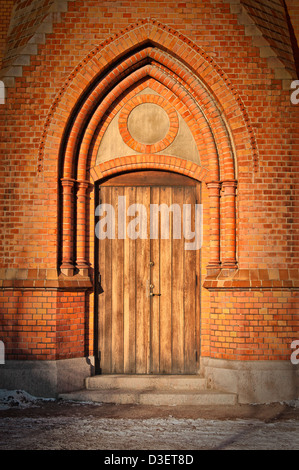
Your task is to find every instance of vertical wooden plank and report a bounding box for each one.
[184,186,197,373]
[159,186,172,374]
[97,186,104,372]
[123,186,136,373]
[150,186,161,374]
[98,186,112,373]
[111,186,124,373]
[135,186,150,373]
[195,183,201,370]
[171,186,185,374]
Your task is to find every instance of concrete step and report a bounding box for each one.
[86,374,207,392]
[59,389,238,406]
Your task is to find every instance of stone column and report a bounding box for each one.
[222,180,238,269]
[206,181,221,272]
[60,178,76,276]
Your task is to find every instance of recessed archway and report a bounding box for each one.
[38,20,257,277]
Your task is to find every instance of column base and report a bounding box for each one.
[206,264,221,277]
[60,263,75,277]
[76,262,90,277]
[201,357,299,404]
[0,357,95,398]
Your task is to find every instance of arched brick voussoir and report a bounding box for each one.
[146,64,223,178]
[65,47,222,181]
[88,155,210,184]
[78,64,220,181]
[89,77,209,171]
[44,20,257,181]
[63,48,153,179]
[148,51,236,179]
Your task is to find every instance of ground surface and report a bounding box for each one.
[0,390,298,451]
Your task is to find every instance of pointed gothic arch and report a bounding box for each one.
[38,20,257,277]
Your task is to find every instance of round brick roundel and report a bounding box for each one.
[118,94,179,153]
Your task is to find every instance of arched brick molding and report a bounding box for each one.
[38,20,258,276]
[38,20,258,175]
[118,94,179,154]
[90,77,206,168]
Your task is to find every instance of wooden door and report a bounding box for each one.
[96,171,200,375]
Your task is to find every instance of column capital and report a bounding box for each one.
[222,180,238,191]
[77,179,91,188]
[206,181,222,198]
[61,177,76,188]
[77,180,93,198]
[222,179,237,186]
[206,180,222,188]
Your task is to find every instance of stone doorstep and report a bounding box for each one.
[86,374,208,392]
[58,375,238,406]
[58,389,238,406]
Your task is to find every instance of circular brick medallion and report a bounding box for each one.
[128,103,169,145]
[119,94,179,153]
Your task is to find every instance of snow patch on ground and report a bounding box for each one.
[0,389,54,410]
[0,389,298,410]
[286,399,299,408]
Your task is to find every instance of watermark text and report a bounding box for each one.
[0,340,4,364]
[0,81,4,105]
[291,340,299,365]
[291,80,299,105]
[95,197,203,251]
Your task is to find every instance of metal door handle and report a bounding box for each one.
[150,292,161,297]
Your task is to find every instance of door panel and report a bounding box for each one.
[171,186,185,374]
[184,186,197,373]
[159,186,173,374]
[123,186,136,374]
[150,186,160,374]
[98,186,112,374]
[111,186,124,373]
[97,177,200,375]
[135,186,150,374]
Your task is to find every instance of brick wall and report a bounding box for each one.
[240,0,296,78]
[207,290,299,361]
[286,0,299,42]
[0,0,298,363]
[0,289,88,360]
[0,0,297,270]
[0,0,14,67]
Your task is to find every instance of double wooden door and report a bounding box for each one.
[96,171,200,375]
